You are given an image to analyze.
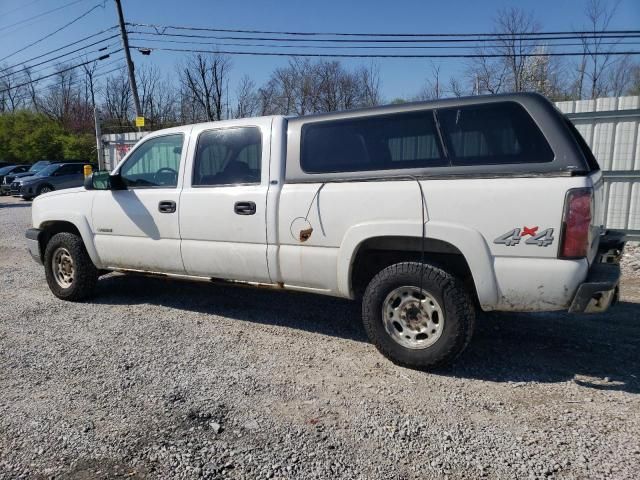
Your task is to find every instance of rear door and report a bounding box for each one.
[179,118,272,283]
[53,163,84,189]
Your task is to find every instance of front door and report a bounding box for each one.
[179,120,271,283]
[92,132,188,273]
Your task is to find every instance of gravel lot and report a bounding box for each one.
[1,195,639,480]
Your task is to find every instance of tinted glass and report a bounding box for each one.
[30,161,50,172]
[56,164,81,175]
[563,117,600,171]
[0,166,16,174]
[120,134,184,188]
[301,110,445,173]
[438,102,553,165]
[35,164,60,177]
[193,127,262,186]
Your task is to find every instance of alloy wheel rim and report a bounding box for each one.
[382,286,445,349]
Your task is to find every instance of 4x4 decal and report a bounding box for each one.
[494,226,554,247]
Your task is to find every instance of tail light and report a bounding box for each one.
[559,188,592,258]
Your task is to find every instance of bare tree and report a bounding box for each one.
[579,0,621,98]
[103,68,133,126]
[40,65,79,126]
[0,67,25,112]
[358,63,382,106]
[627,63,640,95]
[234,75,259,118]
[417,63,443,100]
[448,77,466,97]
[467,50,508,94]
[607,55,636,97]
[179,53,230,122]
[494,8,542,92]
[137,64,177,126]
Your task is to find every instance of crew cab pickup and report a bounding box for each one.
[25,93,624,369]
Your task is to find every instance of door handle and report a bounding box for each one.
[158,200,176,213]
[234,201,256,215]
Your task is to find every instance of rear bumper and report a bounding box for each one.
[25,228,43,265]
[568,263,620,313]
[568,230,625,314]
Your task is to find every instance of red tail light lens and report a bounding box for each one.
[560,188,592,258]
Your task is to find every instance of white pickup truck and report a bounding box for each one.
[26,93,624,369]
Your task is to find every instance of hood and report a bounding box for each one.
[13,172,36,180]
[37,186,87,199]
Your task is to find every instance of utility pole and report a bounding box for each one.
[114,0,142,120]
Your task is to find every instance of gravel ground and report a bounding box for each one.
[1,195,639,480]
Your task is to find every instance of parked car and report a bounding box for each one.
[25,93,623,369]
[0,165,30,193]
[12,162,91,200]
[2,160,59,195]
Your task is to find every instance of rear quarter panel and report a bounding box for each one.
[276,174,592,311]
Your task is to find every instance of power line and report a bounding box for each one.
[0,27,118,74]
[0,50,120,94]
[0,0,46,18]
[127,22,640,39]
[8,60,123,105]
[0,0,87,33]
[128,34,640,51]
[0,2,107,63]
[128,44,640,59]
[127,29,640,45]
[9,59,125,104]
[0,36,119,81]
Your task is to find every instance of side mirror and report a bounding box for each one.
[84,171,111,190]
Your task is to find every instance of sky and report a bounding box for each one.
[1,0,639,102]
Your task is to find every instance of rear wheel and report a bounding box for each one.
[362,262,475,369]
[44,232,98,301]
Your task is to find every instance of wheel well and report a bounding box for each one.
[350,236,478,302]
[38,221,81,260]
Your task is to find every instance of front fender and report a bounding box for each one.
[32,197,102,268]
[337,220,499,307]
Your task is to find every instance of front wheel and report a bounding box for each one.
[362,262,475,370]
[44,232,98,301]
[37,184,54,196]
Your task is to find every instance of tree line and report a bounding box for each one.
[1,1,639,163]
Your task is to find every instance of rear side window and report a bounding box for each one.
[301,110,445,173]
[438,102,554,165]
[563,117,600,171]
[193,127,262,186]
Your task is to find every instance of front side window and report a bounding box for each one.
[438,102,554,165]
[301,110,445,173]
[120,134,184,188]
[193,127,262,186]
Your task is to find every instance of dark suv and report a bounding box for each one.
[12,163,91,200]
[2,160,59,195]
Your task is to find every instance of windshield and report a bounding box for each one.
[35,164,60,177]
[29,161,50,172]
[0,165,17,174]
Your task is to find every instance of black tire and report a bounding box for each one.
[44,232,98,301]
[362,262,475,370]
[37,184,54,196]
